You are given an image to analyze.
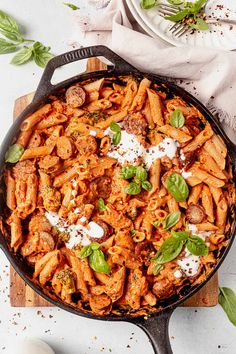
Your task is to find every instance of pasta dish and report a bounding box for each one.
[2,75,235,316]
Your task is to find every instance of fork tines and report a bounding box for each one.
[157,2,189,38]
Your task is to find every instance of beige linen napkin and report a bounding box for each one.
[70,0,236,142]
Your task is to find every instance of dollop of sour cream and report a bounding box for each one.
[181,169,192,179]
[177,253,200,277]
[45,212,104,249]
[105,127,178,169]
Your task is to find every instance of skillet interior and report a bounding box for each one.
[0,46,236,322]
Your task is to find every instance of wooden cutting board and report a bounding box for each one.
[10,58,218,307]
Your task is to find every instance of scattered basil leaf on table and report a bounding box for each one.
[98,198,106,212]
[120,165,137,180]
[11,46,33,65]
[89,249,110,274]
[186,235,209,256]
[152,237,184,264]
[167,173,189,202]
[124,181,141,195]
[141,180,153,191]
[219,287,236,326]
[170,109,185,128]
[163,211,181,230]
[63,2,79,10]
[136,165,148,182]
[0,9,53,67]
[5,144,24,163]
[0,38,17,53]
[140,0,157,10]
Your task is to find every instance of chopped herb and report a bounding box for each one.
[63,2,79,10]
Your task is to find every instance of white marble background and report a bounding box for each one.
[0,1,236,353]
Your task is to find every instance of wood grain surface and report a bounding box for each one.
[10,58,218,307]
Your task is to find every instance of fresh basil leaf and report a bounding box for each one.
[112,131,121,146]
[170,109,185,128]
[140,0,157,10]
[153,263,164,275]
[136,165,148,182]
[63,2,79,10]
[163,211,181,230]
[124,182,141,195]
[5,144,24,163]
[98,197,106,212]
[186,235,208,256]
[165,9,189,22]
[219,287,236,326]
[166,173,189,202]
[34,50,53,68]
[80,245,93,259]
[171,230,189,241]
[190,18,209,30]
[11,46,33,65]
[142,180,152,191]
[191,0,207,13]
[89,249,110,274]
[110,121,121,133]
[0,10,19,32]
[90,242,101,251]
[153,220,162,228]
[120,165,137,180]
[167,0,183,4]
[0,38,17,54]
[152,237,184,264]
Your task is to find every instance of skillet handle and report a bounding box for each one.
[132,309,174,354]
[33,45,137,101]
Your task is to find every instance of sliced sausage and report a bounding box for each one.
[65,85,86,108]
[123,112,147,136]
[186,204,206,224]
[39,231,55,252]
[94,176,112,199]
[56,136,75,160]
[88,220,113,243]
[38,155,61,173]
[153,279,174,300]
[75,135,97,156]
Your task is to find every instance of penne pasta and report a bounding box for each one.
[147,88,164,126]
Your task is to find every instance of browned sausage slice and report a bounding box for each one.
[66,85,86,108]
[94,176,112,199]
[75,135,97,156]
[56,136,75,160]
[186,204,206,224]
[123,112,147,135]
[153,279,174,300]
[39,155,61,173]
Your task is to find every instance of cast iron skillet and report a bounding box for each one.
[0,46,236,354]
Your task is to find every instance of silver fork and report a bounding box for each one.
[158,3,236,38]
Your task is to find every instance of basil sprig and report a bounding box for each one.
[98,198,106,212]
[140,0,157,10]
[0,10,53,67]
[170,109,185,128]
[80,242,110,274]
[121,164,152,195]
[219,287,236,327]
[5,144,24,163]
[152,230,208,267]
[110,121,121,146]
[165,0,209,31]
[166,173,189,202]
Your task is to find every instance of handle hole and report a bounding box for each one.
[50,57,114,85]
